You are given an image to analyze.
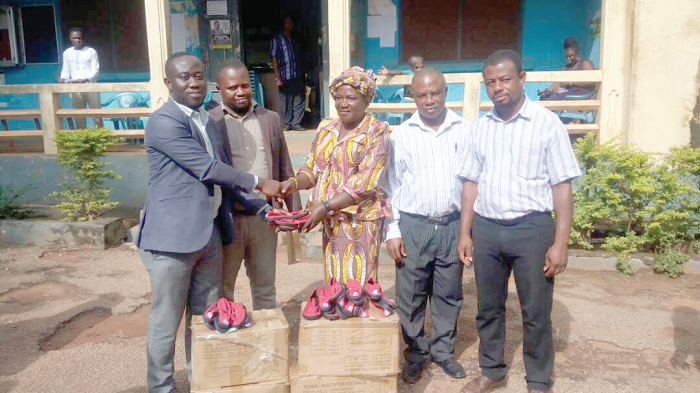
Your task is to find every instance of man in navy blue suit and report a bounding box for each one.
[136,52,282,393]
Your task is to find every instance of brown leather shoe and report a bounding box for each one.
[460,374,506,393]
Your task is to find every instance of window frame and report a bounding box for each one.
[399,0,523,64]
[18,4,61,65]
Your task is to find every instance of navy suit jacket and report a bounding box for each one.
[137,98,267,253]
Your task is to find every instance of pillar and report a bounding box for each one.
[144,0,171,110]
[597,0,634,143]
[326,0,352,118]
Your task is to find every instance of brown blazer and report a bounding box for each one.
[210,104,302,211]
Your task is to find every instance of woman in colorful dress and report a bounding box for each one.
[280,66,391,285]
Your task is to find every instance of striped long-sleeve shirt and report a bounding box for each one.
[384,109,472,240]
[270,32,297,81]
[457,97,581,220]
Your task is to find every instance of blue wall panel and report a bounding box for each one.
[365,0,601,72]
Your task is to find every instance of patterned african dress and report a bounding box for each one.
[298,113,392,285]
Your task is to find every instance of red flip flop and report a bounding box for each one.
[215,298,236,333]
[231,302,250,328]
[345,279,364,305]
[203,301,218,330]
[277,215,310,227]
[317,286,334,313]
[371,296,398,317]
[325,277,346,303]
[363,278,383,301]
[303,290,322,320]
[264,210,308,223]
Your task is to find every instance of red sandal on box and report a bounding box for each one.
[203,302,218,330]
[363,278,383,301]
[345,279,364,305]
[371,296,398,317]
[213,298,250,333]
[303,290,322,320]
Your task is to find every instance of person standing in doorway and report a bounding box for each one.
[457,50,581,393]
[384,67,471,384]
[58,27,103,129]
[270,13,304,130]
[210,59,302,310]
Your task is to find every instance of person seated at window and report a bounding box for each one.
[378,55,424,76]
[378,55,424,99]
[538,37,596,100]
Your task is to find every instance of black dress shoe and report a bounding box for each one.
[402,359,429,384]
[435,359,466,378]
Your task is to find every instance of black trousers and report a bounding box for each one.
[396,212,463,364]
[472,212,555,391]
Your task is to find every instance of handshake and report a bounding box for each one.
[255,177,324,233]
[254,178,301,199]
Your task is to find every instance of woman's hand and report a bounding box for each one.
[279,179,297,198]
[300,204,327,232]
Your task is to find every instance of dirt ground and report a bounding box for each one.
[1,243,699,393]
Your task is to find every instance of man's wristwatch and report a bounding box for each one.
[323,201,335,216]
[258,204,272,218]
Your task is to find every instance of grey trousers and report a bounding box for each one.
[138,228,223,393]
[472,212,555,391]
[280,92,304,128]
[221,215,278,310]
[396,212,464,364]
[69,92,101,129]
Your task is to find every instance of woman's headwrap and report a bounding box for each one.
[329,66,377,104]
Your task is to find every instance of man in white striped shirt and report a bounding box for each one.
[457,50,581,393]
[384,67,471,383]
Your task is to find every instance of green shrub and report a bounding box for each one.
[0,184,30,219]
[49,127,123,221]
[653,250,689,278]
[571,134,700,274]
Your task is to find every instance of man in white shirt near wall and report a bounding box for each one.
[58,27,103,129]
[457,50,581,393]
[384,67,471,384]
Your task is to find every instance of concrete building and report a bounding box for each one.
[0,0,699,209]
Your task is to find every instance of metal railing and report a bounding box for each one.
[0,82,152,154]
[370,70,603,134]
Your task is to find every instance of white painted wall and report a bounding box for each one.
[628,0,700,153]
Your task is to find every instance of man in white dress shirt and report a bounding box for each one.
[384,67,471,384]
[457,50,581,393]
[58,27,102,129]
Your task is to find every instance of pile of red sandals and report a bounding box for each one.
[303,278,398,320]
[203,297,251,333]
[264,210,309,231]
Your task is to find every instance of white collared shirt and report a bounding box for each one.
[60,46,99,82]
[383,108,472,240]
[457,97,582,220]
[172,99,222,216]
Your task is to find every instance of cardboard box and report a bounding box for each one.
[297,302,400,376]
[290,367,397,393]
[192,308,289,391]
[192,379,289,393]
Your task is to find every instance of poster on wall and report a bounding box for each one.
[210,19,233,49]
[207,0,227,16]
